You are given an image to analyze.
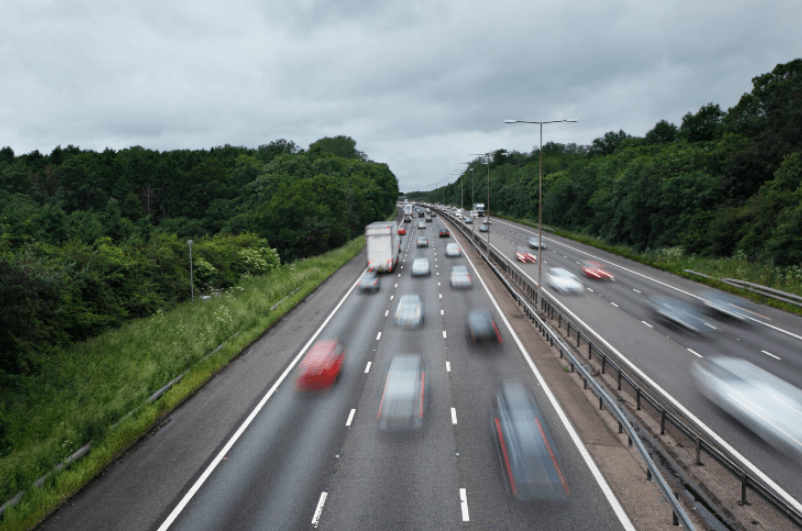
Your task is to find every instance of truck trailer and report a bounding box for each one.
[366,221,401,273]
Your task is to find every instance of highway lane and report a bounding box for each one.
[465,212,802,503]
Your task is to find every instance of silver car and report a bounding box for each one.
[378,354,427,430]
[445,242,461,257]
[449,265,472,288]
[546,268,583,294]
[411,258,431,276]
[394,294,424,328]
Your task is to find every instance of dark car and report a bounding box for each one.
[296,340,345,391]
[439,228,450,237]
[479,223,488,232]
[357,270,380,292]
[699,290,755,322]
[492,381,569,500]
[466,308,503,345]
[527,236,546,250]
[647,296,715,334]
[378,354,427,430]
[416,236,429,248]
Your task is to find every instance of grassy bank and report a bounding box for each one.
[499,215,802,316]
[0,235,366,531]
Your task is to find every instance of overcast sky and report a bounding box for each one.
[1,0,799,193]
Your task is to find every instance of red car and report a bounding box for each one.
[581,260,614,280]
[515,247,537,263]
[398,227,406,235]
[296,340,345,391]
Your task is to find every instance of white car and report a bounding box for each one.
[546,268,583,294]
[445,243,461,257]
[411,258,431,276]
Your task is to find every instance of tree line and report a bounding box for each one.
[0,135,398,376]
[419,58,802,266]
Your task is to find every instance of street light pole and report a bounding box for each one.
[187,239,194,302]
[470,151,509,252]
[504,119,577,314]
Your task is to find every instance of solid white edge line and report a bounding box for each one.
[762,350,781,360]
[459,488,470,522]
[687,348,703,358]
[451,231,636,531]
[451,407,458,425]
[156,269,366,531]
[641,321,653,328]
[486,233,802,514]
[311,491,327,527]
[345,408,356,427]
[365,361,371,373]
[610,302,619,308]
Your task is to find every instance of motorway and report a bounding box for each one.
[39,211,637,531]
[458,211,802,508]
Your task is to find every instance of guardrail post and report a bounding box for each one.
[576,331,581,347]
[740,472,749,506]
[696,437,703,466]
[646,468,652,481]
[673,494,680,526]
[636,387,641,410]
[660,409,666,435]
[599,396,603,410]
[570,362,574,373]
[617,369,622,390]
[583,378,588,389]
[588,341,592,359]
[601,354,606,374]
[558,314,562,328]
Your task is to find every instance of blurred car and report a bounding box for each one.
[411,258,431,276]
[394,294,424,328]
[378,354,427,430]
[449,265,472,288]
[417,221,426,229]
[357,270,380,292]
[528,236,546,250]
[445,242,461,257]
[296,340,345,391]
[492,381,570,500]
[515,247,537,263]
[398,227,406,236]
[647,296,714,334]
[466,308,503,345]
[431,211,437,217]
[546,268,583,294]
[439,228,450,238]
[580,260,614,280]
[425,216,432,222]
[699,290,755,322]
[416,236,429,248]
[694,355,802,463]
[479,223,489,232]
[403,216,412,223]
[464,217,473,224]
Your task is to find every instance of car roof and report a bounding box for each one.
[300,340,340,366]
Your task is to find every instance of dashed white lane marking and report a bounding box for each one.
[438,282,441,286]
[459,489,470,522]
[642,321,653,328]
[398,273,401,277]
[390,295,393,300]
[365,362,372,373]
[311,491,327,527]
[633,289,641,293]
[446,361,451,372]
[587,288,594,293]
[762,350,781,360]
[376,332,382,340]
[394,283,398,288]
[439,293,442,299]
[443,330,447,338]
[345,409,356,427]
[451,408,458,424]
[441,309,444,315]
[687,348,703,358]
[610,302,619,308]
[385,310,389,316]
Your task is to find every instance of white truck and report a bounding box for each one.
[366,221,400,273]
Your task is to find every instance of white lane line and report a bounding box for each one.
[345,409,356,427]
[385,310,389,316]
[641,321,653,328]
[587,288,594,293]
[459,488,470,522]
[633,288,641,293]
[365,361,372,373]
[311,491,327,527]
[398,273,401,277]
[446,361,451,372]
[156,268,367,531]
[451,408,458,425]
[441,309,444,315]
[438,282,441,286]
[704,322,717,330]
[439,293,442,299]
[443,330,447,338]
[376,332,382,340]
[394,283,398,288]
[610,302,619,308]
[687,348,703,358]
[390,295,393,300]
[762,350,781,360]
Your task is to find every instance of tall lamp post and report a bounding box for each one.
[187,239,195,302]
[470,150,509,252]
[504,119,576,314]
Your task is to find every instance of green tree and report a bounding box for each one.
[679,103,725,142]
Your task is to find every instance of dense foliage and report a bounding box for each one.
[419,59,802,266]
[0,135,398,377]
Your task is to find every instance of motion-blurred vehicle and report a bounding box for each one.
[699,290,755,322]
[479,223,489,232]
[464,217,473,224]
[580,260,614,280]
[528,236,546,250]
[425,216,432,222]
[648,296,714,334]
[378,354,427,431]
[445,243,461,257]
[492,380,570,500]
[397,227,406,235]
[431,211,437,217]
[394,294,424,328]
[403,216,412,223]
[357,270,380,292]
[694,355,802,463]
[515,247,537,263]
[416,236,429,248]
[466,308,503,345]
[449,265,472,288]
[411,258,431,276]
[417,221,426,229]
[546,268,583,294]
[366,221,400,274]
[296,340,345,391]
[439,228,450,238]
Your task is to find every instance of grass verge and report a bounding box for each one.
[497,214,802,317]
[0,235,366,531]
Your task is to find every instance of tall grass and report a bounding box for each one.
[0,236,365,531]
